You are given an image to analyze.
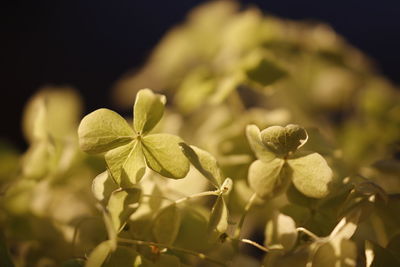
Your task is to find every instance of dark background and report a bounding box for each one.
[3,0,400,150]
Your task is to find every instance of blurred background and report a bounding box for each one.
[3,0,400,150]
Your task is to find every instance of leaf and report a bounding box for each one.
[245,124,276,161]
[23,88,83,143]
[92,171,118,203]
[244,56,286,87]
[78,108,134,154]
[264,248,310,267]
[153,204,181,245]
[247,158,288,198]
[311,242,337,267]
[208,196,229,234]
[287,152,333,199]
[370,237,400,267]
[265,213,298,251]
[141,134,190,179]
[133,89,166,135]
[260,124,308,156]
[103,246,139,267]
[105,141,146,186]
[174,68,216,114]
[312,239,357,267]
[284,125,308,151]
[22,141,52,178]
[107,188,141,232]
[85,240,113,267]
[312,211,360,267]
[179,143,223,188]
[221,177,233,195]
[61,259,85,267]
[149,184,163,212]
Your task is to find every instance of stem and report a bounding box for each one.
[240,239,270,253]
[234,192,257,238]
[141,194,175,203]
[296,227,321,241]
[118,238,227,267]
[174,190,220,205]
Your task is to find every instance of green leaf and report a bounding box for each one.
[246,124,276,161]
[141,134,189,179]
[105,141,146,186]
[179,143,223,188]
[312,211,360,267]
[247,158,288,198]
[133,89,166,135]
[78,108,134,154]
[174,68,216,114]
[61,259,85,267]
[92,171,118,203]
[244,56,286,87]
[107,188,141,232]
[370,237,400,267]
[287,152,333,199]
[85,240,113,267]
[221,177,233,195]
[260,124,308,156]
[263,248,310,267]
[312,239,357,267]
[153,204,181,245]
[22,141,52,178]
[23,88,83,143]
[103,246,139,267]
[265,213,298,251]
[208,196,229,234]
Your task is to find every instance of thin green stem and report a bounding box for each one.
[174,190,220,205]
[141,194,175,203]
[296,227,321,241]
[117,237,227,267]
[234,192,257,238]
[240,238,269,253]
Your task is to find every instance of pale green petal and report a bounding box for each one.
[105,141,146,186]
[153,204,181,245]
[246,124,276,161]
[247,158,287,198]
[288,152,333,199]
[142,134,190,179]
[107,188,141,232]
[179,143,223,188]
[133,89,166,134]
[78,108,134,154]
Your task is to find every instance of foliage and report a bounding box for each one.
[1,1,400,267]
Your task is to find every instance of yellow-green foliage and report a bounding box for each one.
[1,1,400,267]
